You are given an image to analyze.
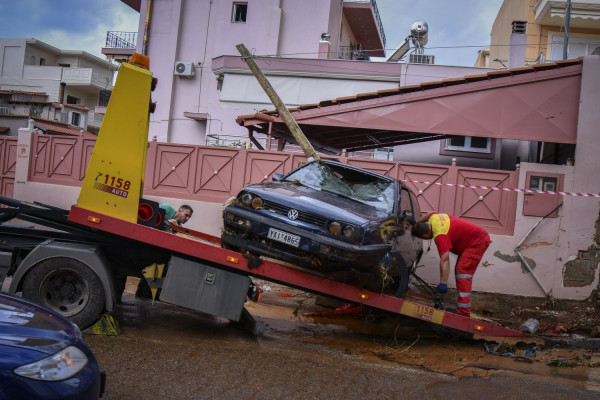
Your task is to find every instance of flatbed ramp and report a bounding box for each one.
[68,205,528,338]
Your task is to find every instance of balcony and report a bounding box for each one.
[61,68,105,88]
[102,31,138,61]
[535,0,600,29]
[342,0,386,57]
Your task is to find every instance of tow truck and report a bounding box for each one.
[0,53,527,339]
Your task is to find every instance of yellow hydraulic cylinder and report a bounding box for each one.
[77,58,153,222]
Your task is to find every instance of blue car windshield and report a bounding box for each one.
[283,162,396,213]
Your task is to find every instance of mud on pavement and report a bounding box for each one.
[84,281,600,399]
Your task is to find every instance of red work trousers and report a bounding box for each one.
[454,237,491,317]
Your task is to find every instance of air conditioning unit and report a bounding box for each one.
[174,61,195,77]
[409,54,435,65]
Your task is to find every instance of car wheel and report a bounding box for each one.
[382,251,410,297]
[22,258,105,329]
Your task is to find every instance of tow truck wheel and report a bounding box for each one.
[22,258,105,329]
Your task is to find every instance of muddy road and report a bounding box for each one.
[85,284,600,400]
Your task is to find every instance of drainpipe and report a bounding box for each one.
[59,82,66,104]
[514,202,563,298]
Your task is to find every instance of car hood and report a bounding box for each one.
[244,182,392,224]
[0,293,76,357]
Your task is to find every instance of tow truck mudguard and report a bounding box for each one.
[8,239,116,312]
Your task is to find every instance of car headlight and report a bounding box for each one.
[240,193,253,206]
[14,345,88,381]
[328,221,358,238]
[239,193,263,209]
[251,197,263,209]
[328,221,343,235]
[342,225,355,238]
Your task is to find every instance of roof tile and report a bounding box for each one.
[34,121,95,137]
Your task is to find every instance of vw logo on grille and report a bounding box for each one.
[287,209,299,220]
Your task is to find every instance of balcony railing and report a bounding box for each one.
[105,31,137,49]
[336,45,370,61]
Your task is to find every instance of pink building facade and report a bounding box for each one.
[121,0,500,149]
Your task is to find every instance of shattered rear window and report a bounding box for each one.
[283,162,396,213]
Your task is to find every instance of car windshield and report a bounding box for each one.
[283,162,396,213]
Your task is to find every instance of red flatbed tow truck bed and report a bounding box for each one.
[68,205,528,338]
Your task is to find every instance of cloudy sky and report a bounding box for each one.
[0,0,503,66]
[0,0,139,58]
[376,0,504,65]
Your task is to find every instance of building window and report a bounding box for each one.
[439,136,495,160]
[549,34,600,61]
[522,172,563,218]
[66,95,80,105]
[445,136,491,153]
[70,112,81,127]
[529,175,557,192]
[232,2,247,22]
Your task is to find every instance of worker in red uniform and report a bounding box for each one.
[411,213,491,317]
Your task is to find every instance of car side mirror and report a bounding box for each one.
[272,172,284,182]
[400,210,415,225]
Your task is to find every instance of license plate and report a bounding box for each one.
[267,228,301,248]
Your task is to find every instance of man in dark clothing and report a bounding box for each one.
[412,213,491,317]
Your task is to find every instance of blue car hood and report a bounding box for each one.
[244,182,393,224]
[0,293,75,357]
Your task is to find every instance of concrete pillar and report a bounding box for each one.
[318,39,331,59]
[565,55,600,293]
[14,125,35,199]
[573,55,600,195]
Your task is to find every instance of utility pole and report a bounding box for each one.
[563,0,572,60]
[236,44,320,162]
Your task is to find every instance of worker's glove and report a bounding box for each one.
[436,283,448,294]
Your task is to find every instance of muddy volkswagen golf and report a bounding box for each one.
[222,159,423,295]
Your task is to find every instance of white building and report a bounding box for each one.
[0,38,117,135]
